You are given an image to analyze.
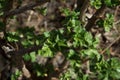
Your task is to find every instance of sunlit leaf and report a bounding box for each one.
[30,52,36,62]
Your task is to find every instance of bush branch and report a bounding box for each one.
[8,44,43,56]
[85,5,107,31]
[79,0,90,21]
[4,0,50,18]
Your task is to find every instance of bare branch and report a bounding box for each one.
[85,5,107,31]
[4,0,50,18]
[8,44,43,56]
[79,0,90,22]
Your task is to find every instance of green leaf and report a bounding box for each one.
[58,40,67,47]
[104,0,111,6]
[26,32,35,39]
[23,54,31,61]
[70,18,76,27]
[68,49,75,58]
[6,32,19,42]
[40,44,53,57]
[103,73,109,80]
[104,0,120,7]
[104,14,114,32]
[93,36,99,47]
[59,29,64,34]
[38,7,47,16]
[36,70,42,76]
[30,52,36,62]
[83,74,88,80]
[35,40,40,45]
[44,31,50,37]
[11,69,22,80]
[90,0,102,9]
[21,40,34,47]
[84,32,93,46]
[55,35,60,42]
[81,49,100,60]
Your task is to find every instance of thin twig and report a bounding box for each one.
[101,35,120,54]
[114,19,120,25]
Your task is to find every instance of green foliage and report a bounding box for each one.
[91,57,120,80]
[5,8,101,79]
[38,44,53,57]
[4,7,120,80]
[90,0,120,9]
[97,13,114,32]
[1,1,120,80]
[59,8,100,80]
[104,0,120,7]
[23,54,31,61]
[90,0,102,9]
[37,7,47,16]
[11,69,22,80]
[6,32,20,42]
